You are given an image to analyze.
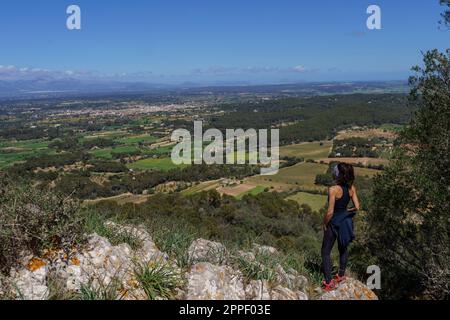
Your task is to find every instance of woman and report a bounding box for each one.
[321,162,360,291]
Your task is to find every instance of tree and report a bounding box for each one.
[440,0,450,28]
[365,50,449,299]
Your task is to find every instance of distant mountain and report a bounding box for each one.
[0,78,173,98]
[0,79,408,99]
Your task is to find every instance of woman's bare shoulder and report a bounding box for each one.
[329,185,339,194]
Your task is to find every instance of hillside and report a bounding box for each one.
[0,220,377,301]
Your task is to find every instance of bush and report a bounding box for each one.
[0,182,85,273]
[134,261,182,300]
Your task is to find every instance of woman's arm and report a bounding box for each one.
[323,187,336,231]
[348,185,360,212]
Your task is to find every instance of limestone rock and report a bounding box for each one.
[245,280,271,300]
[270,285,308,300]
[186,262,245,300]
[9,261,48,300]
[275,264,308,292]
[252,244,279,256]
[319,278,378,300]
[188,239,228,265]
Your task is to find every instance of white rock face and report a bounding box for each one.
[188,239,228,265]
[275,265,308,292]
[319,278,378,300]
[245,280,272,300]
[9,265,48,300]
[2,224,312,301]
[186,262,246,300]
[4,222,169,300]
[186,262,309,300]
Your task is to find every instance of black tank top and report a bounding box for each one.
[334,184,351,213]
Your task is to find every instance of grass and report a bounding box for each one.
[84,212,143,250]
[47,274,80,300]
[90,145,141,159]
[279,141,332,160]
[151,227,197,269]
[379,123,404,133]
[7,138,51,150]
[142,144,175,156]
[354,166,382,178]
[134,261,182,300]
[90,148,113,159]
[127,157,189,171]
[117,134,158,144]
[232,251,280,283]
[79,279,124,300]
[236,186,266,200]
[249,162,329,193]
[181,180,221,196]
[286,192,327,212]
[0,138,54,168]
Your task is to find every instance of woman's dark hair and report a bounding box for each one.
[333,163,355,186]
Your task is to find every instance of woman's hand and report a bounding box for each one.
[322,223,328,232]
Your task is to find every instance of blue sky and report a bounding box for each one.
[0,0,448,84]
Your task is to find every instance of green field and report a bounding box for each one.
[287,192,327,212]
[127,157,189,171]
[354,166,382,178]
[181,180,221,195]
[279,141,332,160]
[90,145,142,159]
[0,138,53,168]
[379,123,404,133]
[249,162,329,192]
[143,144,175,156]
[236,186,266,200]
[116,134,158,144]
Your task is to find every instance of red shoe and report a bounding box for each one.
[322,280,336,292]
[334,274,347,284]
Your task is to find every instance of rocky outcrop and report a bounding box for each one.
[9,261,48,300]
[5,222,170,300]
[186,262,246,300]
[188,239,228,265]
[0,221,376,301]
[186,262,309,300]
[319,278,378,300]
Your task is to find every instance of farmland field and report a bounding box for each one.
[248,162,329,193]
[236,185,266,199]
[127,157,189,171]
[279,141,332,160]
[181,180,222,195]
[0,138,53,168]
[287,192,327,212]
[116,134,158,144]
[319,157,390,167]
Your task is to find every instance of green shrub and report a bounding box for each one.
[0,182,84,273]
[134,261,182,300]
[151,228,196,269]
[232,251,279,283]
[79,279,124,300]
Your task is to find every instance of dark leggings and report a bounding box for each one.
[321,226,348,283]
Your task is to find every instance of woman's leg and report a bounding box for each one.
[337,242,349,277]
[321,226,336,283]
